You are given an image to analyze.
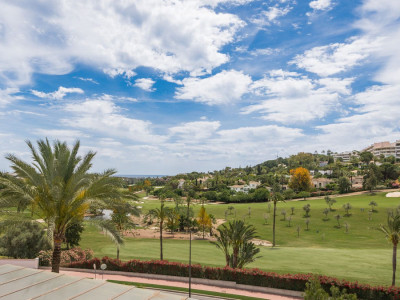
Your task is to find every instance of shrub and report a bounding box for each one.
[39,247,94,266]
[0,221,50,258]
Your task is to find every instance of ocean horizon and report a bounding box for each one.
[115,174,169,178]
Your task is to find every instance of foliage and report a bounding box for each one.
[66,257,399,300]
[110,199,140,234]
[369,201,378,212]
[197,206,211,239]
[338,177,352,194]
[303,203,311,217]
[39,247,93,266]
[0,221,50,258]
[298,191,311,200]
[289,167,312,192]
[343,203,353,216]
[325,196,337,211]
[64,220,84,249]
[304,276,357,300]
[211,220,260,269]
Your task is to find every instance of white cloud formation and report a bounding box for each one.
[62,97,165,143]
[31,86,84,100]
[251,5,292,26]
[33,129,88,142]
[169,121,221,142]
[241,70,352,124]
[0,88,22,107]
[309,0,332,11]
[175,70,252,105]
[134,78,156,92]
[0,0,244,86]
[291,37,382,76]
[75,77,99,84]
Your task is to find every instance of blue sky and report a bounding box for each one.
[0,0,399,175]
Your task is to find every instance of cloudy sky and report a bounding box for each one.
[0,0,399,175]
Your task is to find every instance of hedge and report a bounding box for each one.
[62,257,400,299]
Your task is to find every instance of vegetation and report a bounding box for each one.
[211,220,260,269]
[380,213,400,286]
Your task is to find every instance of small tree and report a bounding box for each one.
[297,226,300,238]
[303,203,311,217]
[344,222,350,233]
[369,201,378,212]
[343,203,352,216]
[338,176,351,194]
[291,207,295,215]
[298,191,311,201]
[335,214,342,227]
[305,218,310,231]
[281,209,287,221]
[368,211,372,220]
[323,208,329,220]
[288,215,292,227]
[325,196,337,211]
[380,213,400,286]
[197,206,211,239]
[263,213,269,225]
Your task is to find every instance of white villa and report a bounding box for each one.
[229,181,261,193]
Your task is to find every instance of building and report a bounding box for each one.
[363,141,398,158]
[312,177,333,189]
[229,185,249,193]
[248,181,261,189]
[332,151,359,162]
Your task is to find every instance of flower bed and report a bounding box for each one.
[38,248,94,266]
[63,257,400,299]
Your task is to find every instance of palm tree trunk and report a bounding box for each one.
[273,201,276,247]
[51,236,63,273]
[117,245,120,260]
[393,243,397,286]
[160,220,163,260]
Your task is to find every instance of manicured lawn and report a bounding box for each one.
[79,191,400,287]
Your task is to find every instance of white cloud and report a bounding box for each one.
[33,129,88,142]
[0,88,22,107]
[75,77,99,84]
[251,5,292,26]
[169,121,221,142]
[0,0,244,86]
[242,70,351,124]
[175,70,252,105]
[291,37,381,76]
[62,97,165,144]
[309,0,332,11]
[31,86,84,100]
[134,78,156,92]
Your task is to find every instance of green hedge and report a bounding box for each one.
[63,257,400,299]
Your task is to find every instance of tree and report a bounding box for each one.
[0,221,50,258]
[368,200,378,212]
[289,167,312,192]
[360,151,373,165]
[0,139,130,273]
[147,199,171,260]
[363,165,379,192]
[64,220,84,250]
[335,214,342,227]
[110,199,140,234]
[211,220,260,269]
[338,177,351,194]
[303,203,311,217]
[197,206,211,239]
[325,196,336,211]
[271,183,284,247]
[298,191,311,201]
[323,208,329,220]
[343,203,352,216]
[380,213,400,286]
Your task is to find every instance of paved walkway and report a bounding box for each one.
[48,269,301,300]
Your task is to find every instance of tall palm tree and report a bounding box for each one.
[0,139,129,273]
[212,220,260,269]
[380,213,400,286]
[271,183,284,247]
[146,198,171,260]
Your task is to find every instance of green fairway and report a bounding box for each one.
[79,191,400,287]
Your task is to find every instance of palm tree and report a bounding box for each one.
[211,220,260,269]
[271,183,284,247]
[146,198,171,260]
[0,139,129,273]
[380,213,400,286]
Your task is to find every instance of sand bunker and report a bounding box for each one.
[386,192,400,197]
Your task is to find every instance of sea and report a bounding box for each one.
[115,174,168,178]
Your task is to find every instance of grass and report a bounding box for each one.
[107,279,266,300]
[80,191,400,286]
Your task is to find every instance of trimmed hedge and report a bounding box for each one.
[63,257,400,299]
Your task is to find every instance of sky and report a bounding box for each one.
[0,0,399,175]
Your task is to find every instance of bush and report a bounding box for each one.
[64,257,400,299]
[39,247,94,266]
[0,221,50,258]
